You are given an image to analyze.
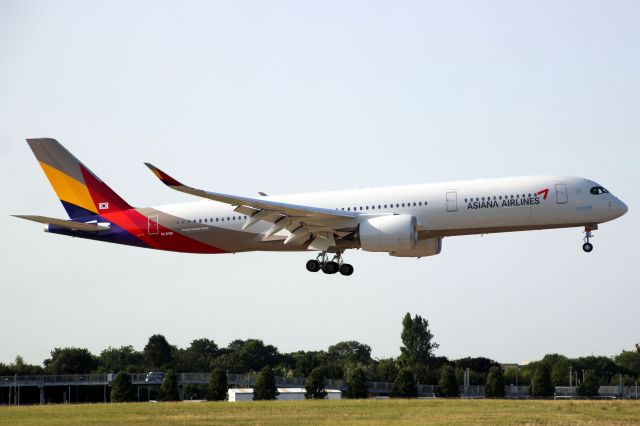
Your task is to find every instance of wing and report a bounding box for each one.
[145,163,359,251]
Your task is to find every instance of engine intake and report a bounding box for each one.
[359,215,417,252]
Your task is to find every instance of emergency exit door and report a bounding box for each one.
[446,191,458,212]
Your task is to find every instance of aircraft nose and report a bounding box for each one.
[619,200,629,215]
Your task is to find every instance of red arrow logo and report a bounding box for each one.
[537,188,549,200]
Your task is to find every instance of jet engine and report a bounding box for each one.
[358,215,417,252]
[390,237,442,258]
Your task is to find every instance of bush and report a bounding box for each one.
[347,367,369,399]
[254,366,278,400]
[530,364,554,398]
[390,368,417,398]
[305,367,327,399]
[437,365,459,397]
[484,367,506,398]
[160,370,180,401]
[110,372,136,402]
[578,370,600,398]
[208,368,228,401]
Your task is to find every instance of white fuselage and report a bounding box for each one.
[151,175,627,253]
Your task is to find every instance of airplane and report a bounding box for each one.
[15,138,628,276]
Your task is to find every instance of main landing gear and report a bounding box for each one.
[306,251,354,276]
[582,225,596,253]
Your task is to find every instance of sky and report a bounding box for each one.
[1,0,638,367]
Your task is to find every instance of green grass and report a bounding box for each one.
[0,399,639,425]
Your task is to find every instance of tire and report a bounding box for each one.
[339,264,354,276]
[582,242,593,253]
[322,261,339,274]
[306,259,321,272]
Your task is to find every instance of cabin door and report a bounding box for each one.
[148,214,159,235]
[446,191,458,212]
[555,184,568,204]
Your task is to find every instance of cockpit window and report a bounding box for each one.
[590,186,609,195]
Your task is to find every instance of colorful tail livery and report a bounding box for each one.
[27,138,132,218]
[16,138,628,275]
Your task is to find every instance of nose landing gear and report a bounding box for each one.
[305,251,354,276]
[582,225,596,253]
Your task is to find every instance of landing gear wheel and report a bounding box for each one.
[306,259,321,272]
[582,242,593,253]
[339,263,354,276]
[322,261,339,274]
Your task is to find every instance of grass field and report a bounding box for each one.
[0,399,639,425]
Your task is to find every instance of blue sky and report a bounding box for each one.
[1,0,638,366]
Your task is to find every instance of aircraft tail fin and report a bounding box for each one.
[26,138,132,219]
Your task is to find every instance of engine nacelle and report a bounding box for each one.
[359,215,417,252]
[390,237,442,258]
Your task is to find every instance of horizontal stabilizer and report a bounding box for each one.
[13,215,110,232]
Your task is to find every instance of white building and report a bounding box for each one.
[227,388,342,402]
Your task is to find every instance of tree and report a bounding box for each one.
[327,341,372,367]
[577,370,600,398]
[289,351,328,378]
[390,368,417,398]
[454,357,500,375]
[437,365,459,397]
[503,366,524,386]
[305,367,327,399]
[212,339,279,374]
[208,368,228,401]
[44,347,98,374]
[111,372,136,402]
[159,370,180,401]
[615,350,640,377]
[485,367,506,398]
[370,358,399,383]
[398,313,439,371]
[144,335,173,370]
[347,367,369,399]
[530,364,554,398]
[99,346,144,373]
[182,339,219,372]
[254,366,278,400]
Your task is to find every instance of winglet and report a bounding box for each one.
[144,163,184,187]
